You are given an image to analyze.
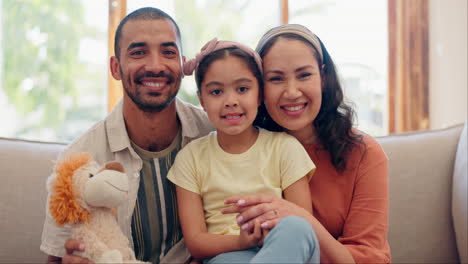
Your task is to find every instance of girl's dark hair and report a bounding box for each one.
[195,47,264,93]
[255,33,363,172]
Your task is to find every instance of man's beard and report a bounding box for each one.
[121,69,181,113]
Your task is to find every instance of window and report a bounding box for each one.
[126,0,389,136]
[2,0,420,142]
[289,0,388,136]
[127,0,280,106]
[0,0,108,142]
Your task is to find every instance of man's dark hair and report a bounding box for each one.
[114,7,182,59]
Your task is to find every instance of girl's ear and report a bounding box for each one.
[197,91,206,111]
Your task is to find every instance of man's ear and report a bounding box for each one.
[182,55,186,64]
[110,56,121,81]
[197,91,206,111]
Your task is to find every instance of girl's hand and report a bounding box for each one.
[238,220,263,249]
[223,194,308,232]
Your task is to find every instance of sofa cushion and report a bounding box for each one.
[0,137,65,263]
[452,122,467,264]
[378,124,464,263]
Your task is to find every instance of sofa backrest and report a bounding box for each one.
[0,137,65,263]
[0,124,465,263]
[378,124,464,263]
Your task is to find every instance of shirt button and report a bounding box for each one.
[134,172,139,178]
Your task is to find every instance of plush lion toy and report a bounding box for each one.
[49,152,145,263]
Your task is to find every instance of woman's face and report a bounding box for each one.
[262,38,322,137]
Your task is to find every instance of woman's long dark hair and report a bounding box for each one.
[254,33,363,172]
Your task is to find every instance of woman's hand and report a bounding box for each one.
[222,194,308,232]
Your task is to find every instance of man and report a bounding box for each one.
[41,7,213,264]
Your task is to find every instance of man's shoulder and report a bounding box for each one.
[60,119,109,157]
[176,98,215,138]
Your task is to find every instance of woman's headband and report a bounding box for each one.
[183,38,263,76]
[255,24,323,62]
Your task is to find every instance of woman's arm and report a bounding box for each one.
[223,194,355,264]
[176,186,261,259]
[282,176,312,214]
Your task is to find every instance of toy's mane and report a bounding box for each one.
[49,152,92,226]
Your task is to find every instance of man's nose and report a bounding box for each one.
[145,54,167,73]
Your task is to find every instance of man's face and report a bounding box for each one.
[111,19,184,112]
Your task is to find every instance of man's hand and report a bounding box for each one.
[61,239,92,264]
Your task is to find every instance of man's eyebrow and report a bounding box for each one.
[161,41,178,48]
[127,42,146,51]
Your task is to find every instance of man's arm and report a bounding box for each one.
[46,240,90,264]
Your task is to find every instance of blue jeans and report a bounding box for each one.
[205,216,320,264]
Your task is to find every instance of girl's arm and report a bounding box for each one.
[176,186,261,259]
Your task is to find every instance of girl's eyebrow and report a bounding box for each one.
[234,78,253,84]
[205,81,223,89]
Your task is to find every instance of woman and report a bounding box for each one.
[222,24,390,264]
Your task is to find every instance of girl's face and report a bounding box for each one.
[262,38,322,138]
[198,55,260,137]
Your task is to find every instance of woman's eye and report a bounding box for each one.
[89,173,94,178]
[210,89,222,95]
[237,86,248,93]
[267,76,282,82]
[298,72,312,79]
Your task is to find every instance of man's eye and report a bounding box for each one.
[131,50,145,56]
[89,173,94,178]
[163,50,176,55]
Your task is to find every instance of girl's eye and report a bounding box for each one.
[237,86,248,93]
[210,89,222,95]
[298,72,312,79]
[89,173,94,178]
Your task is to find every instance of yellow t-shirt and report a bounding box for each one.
[167,129,315,235]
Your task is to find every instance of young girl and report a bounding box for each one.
[167,38,320,263]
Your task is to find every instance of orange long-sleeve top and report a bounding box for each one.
[304,132,391,264]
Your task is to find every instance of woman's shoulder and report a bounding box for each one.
[351,128,387,165]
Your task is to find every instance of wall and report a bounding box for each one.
[429,0,468,129]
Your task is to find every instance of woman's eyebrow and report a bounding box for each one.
[295,65,315,72]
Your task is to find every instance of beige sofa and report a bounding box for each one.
[0,123,466,263]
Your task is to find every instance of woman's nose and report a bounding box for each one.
[283,80,302,99]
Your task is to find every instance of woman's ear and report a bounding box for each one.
[110,56,121,81]
[320,64,326,90]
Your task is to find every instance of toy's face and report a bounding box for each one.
[74,161,129,211]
